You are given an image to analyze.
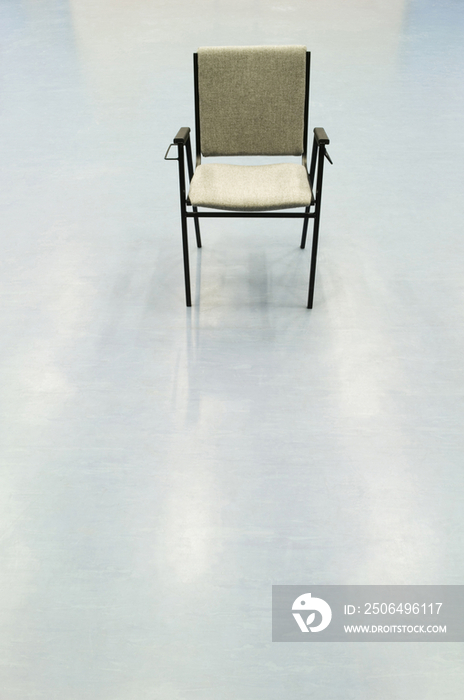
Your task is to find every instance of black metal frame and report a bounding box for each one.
[165,51,331,309]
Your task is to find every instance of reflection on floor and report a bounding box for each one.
[1,0,463,698]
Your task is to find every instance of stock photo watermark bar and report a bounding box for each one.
[272,586,464,642]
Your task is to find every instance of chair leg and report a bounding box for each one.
[300,206,310,249]
[181,208,192,307]
[307,211,321,309]
[193,206,202,248]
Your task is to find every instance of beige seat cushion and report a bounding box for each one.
[188,163,312,211]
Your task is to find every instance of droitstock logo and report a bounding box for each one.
[292,592,332,633]
[273,585,464,642]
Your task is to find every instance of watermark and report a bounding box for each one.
[272,586,464,642]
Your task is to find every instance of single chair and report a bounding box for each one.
[165,45,331,308]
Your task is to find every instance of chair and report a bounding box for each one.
[165,45,331,308]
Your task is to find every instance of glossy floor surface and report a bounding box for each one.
[1,1,464,698]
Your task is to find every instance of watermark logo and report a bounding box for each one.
[273,586,464,642]
[292,592,332,632]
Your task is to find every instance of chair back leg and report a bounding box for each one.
[186,140,202,249]
[306,142,327,308]
[192,206,202,248]
[300,206,311,249]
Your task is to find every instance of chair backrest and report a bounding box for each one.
[195,45,308,158]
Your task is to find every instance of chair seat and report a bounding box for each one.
[188,163,312,211]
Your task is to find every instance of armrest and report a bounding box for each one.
[314,127,329,145]
[174,127,191,145]
[166,127,196,181]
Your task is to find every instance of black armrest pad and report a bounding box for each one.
[314,127,329,145]
[174,127,191,144]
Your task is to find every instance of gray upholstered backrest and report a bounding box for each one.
[197,45,307,157]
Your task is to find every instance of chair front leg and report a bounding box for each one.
[176,142,192,307]
[307,208,320,309]
[307,142,326,309]
[306,129,331,308]
[166,127,199,306]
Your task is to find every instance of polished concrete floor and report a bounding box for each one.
[1,0,464,698]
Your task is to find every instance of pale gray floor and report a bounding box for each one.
[1,0,464,698]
